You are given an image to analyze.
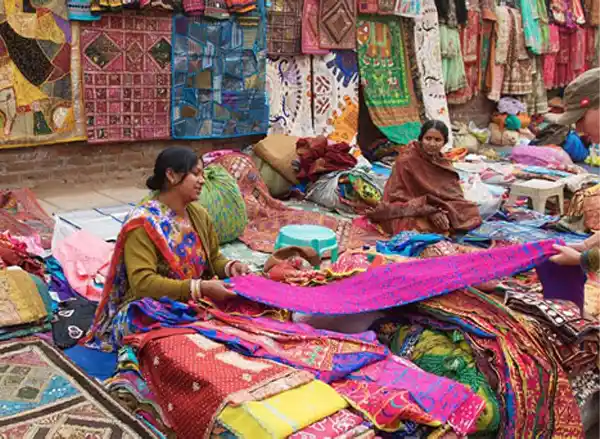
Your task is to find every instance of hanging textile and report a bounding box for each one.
[447,10,481,105]
[0,6,86,148]
[171,6,268,139]
[357,17,421,145]
[319,0,357,50]
[520,0,542,55]
[524,57,548,115]
[435,0,468,26]
[311,51,360,144]
[394,0,423,17]
[440,24,467,93]
[301,0,328,55]
[81,13,171,144]
[486,5,511,101]
[543,24,560,89]
[501,8,533,96]
[266,56,313,137]
[229,240,565,315]
[412,0,452,135]
[267,0,303,55]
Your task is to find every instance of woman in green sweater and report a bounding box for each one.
[85,147,249,350]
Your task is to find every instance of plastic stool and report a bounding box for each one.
[274,225,339,266]
[507,179,565,214]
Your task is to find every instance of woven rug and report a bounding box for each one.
[312,51,360,144]
[171,9,269,139]
[0,9,85,148]
[266,55,314,137]
[0,189,54,250]
[357,16,421,145]
[81,12,172,144]
[0,339,156,438]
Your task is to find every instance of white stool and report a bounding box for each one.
[507,179,565,214]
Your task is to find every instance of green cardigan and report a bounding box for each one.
[123,202,231,303]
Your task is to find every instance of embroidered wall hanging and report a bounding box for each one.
[171,3,269,139]
[81,12,172,144]
[0,3,86,148]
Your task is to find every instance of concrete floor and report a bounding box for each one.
[33,183,148,215]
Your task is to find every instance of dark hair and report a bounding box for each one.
[418,119,450,144]
[146,147,199,191]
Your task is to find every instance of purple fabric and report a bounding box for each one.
[536,260,586,311]
[229,240,560,315]
[510,145,573,167]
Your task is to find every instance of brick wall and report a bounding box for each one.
[0,137,263,189]
[449,94,497,128]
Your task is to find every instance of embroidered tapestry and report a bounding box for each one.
[171,7,269,139]
[0,5,85,148]
[312,51,359,144]
[267,0,302,55]
[229,240,561,314]
[319,0,357,50]
[301,0,328,55]
[413,0,451,137]
[357,16,421,145]
[81,12,172,144]
[266,55,313,137]
[0,339,155,438]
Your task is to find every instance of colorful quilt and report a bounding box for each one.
[0,5,85,148]
[81,12,172,144]
[312,51,359,144]
[319,0,357,50]
[267,0,303,55]
[229,240,562,314]
[0,339,155,438]
[357,17,421,145]
[266,55,313,137]
[171,6,268,139]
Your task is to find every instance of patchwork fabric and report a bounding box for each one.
[81,12,172,143]
[0,340,155,438]
[312,51,359,144]
[266,55,314,137]
[301,0,328,55]
[357,17,421,145]
[171,8,269,139]
[0,6,85,148]
[230,240,562,314]
[319,0,357,50]
[267,0,303,55]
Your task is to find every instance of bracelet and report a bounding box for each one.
[191,279,203,301]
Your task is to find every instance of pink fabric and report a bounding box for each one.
[510,145,574,167]
[543,25,560,89]
[202,149,236,165]
[53,230,114,302]
[229,240,559,314]
[302,0,328,54]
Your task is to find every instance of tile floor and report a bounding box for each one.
[33,184,148,214]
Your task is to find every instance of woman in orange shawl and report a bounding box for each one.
[367,120,482,235]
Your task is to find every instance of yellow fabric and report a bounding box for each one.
[218,380,347,438]
[0,268,48,327]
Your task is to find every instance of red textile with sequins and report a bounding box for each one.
[138,332,303,439]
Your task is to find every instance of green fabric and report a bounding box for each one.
[520,0,542,55]
[357,16,421,145]
[199,165,248,244]
[505,114,522,130]
[440,25,467,93]
[392,326,501,434]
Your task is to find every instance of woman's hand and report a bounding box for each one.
[430,211,450,231]
[230,262,250,277]
[550,245,582,266]
[200,280,236,302]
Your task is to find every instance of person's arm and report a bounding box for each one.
[124,228,191,301]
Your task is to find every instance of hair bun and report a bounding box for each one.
[146,175,161,191]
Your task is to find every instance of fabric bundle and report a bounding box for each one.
[199,165,248,244]
[296,137,358,182]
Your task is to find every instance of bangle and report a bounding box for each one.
[191,279,203,301]
[581,250,590,273]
